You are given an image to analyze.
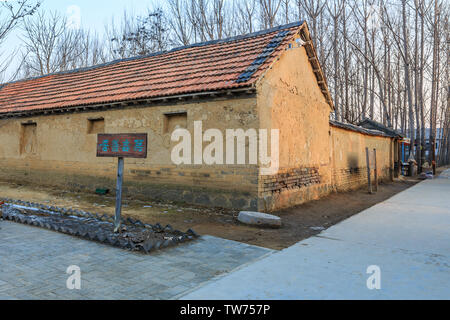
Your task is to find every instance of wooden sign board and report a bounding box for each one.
[96,133,148,232]
[97,133,148,159]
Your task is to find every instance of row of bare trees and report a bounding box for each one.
[0,0,449,166]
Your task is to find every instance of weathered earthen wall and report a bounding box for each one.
[256,37,333,211]
[330,125,394,192]
[0,97,261,210]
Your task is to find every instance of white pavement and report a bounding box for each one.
[182,170,450,300]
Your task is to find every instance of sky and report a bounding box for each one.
[2,0,162,80]
[41,0,157,32]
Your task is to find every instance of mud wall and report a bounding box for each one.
[330,125,394,192]
[0,97,261,210]
[256,36,333,211]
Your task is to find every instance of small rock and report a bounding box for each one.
[238,211,282,228]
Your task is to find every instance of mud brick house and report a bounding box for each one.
[0,21,399,212]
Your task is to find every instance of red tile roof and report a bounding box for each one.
[0,21,330,116]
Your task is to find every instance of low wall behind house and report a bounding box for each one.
[330,124,394,192]
[255,122,395,212]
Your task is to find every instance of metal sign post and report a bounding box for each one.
[96,133,148,233]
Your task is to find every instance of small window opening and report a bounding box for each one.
[20,122,37,155]
[87,118,105,134]
[163,112,187,134]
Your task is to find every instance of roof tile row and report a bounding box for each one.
[0,22,303,115]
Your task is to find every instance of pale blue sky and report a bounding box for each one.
[41,0,159,33]
[3,0,162,80]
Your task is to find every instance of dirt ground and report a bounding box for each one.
[1,171,442,250]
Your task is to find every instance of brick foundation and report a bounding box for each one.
[260,167,321,195]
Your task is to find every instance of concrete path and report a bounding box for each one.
[182,170,450,300]
[0,222,271,300]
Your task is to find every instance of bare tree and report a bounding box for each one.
[106,8,169,59]
[19,11,106,78]
[21,11,69,75]
[167,0,193,46]
[259,0,282,28]
[298,0,326,49]
[281,0,292,23]
[429,0,442,163]
[438,9,449,165]
[326,0,345,121]
[347,1,392,127]
[235,0,258,34]
[401,0,415,156]
[0,0,40,81]
[78,31,107,68]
